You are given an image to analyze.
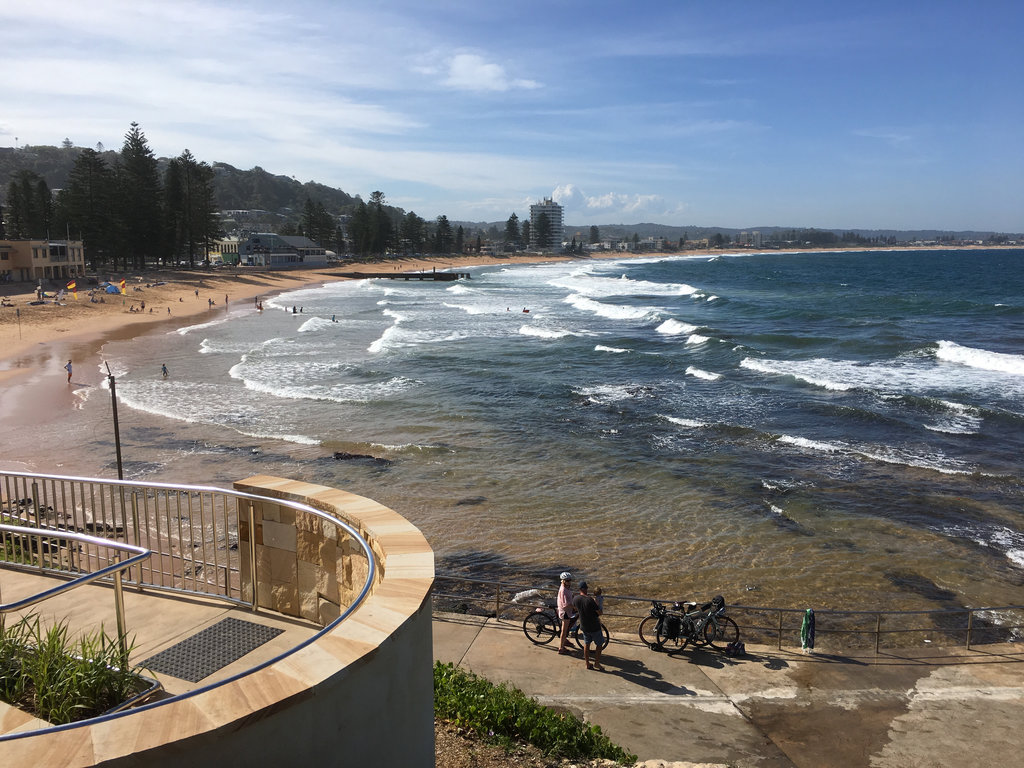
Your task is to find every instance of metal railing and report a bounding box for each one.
[432,573,1024,652]
[1,523,152,657]
[2,471,246,605]
[0,469,380,738]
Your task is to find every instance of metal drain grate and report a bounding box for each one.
[141,617,284,683]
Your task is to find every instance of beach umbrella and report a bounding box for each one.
[800,608,815,653]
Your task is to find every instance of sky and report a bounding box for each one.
[2,0,1022,231]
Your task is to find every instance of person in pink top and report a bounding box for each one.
[557,571,574,654]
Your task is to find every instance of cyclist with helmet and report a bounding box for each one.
[557,571,575,654]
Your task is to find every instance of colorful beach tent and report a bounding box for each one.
[105,284,121,294]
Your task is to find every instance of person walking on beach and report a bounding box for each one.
[161,364,168,379]
[572,581,604,671]
[557,572,574,654]
[64,359,72,383]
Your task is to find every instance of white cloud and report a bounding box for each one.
[552,185,687,222]
[443,53,541,92]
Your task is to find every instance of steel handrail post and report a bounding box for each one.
[113,555,129,662]
[248,500,258,611]
[875,613,881,655]
[130,489,142,588]
[777,609,784,650]
[966,609,974,651]
[495,581,501,619]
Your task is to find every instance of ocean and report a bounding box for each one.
[50,248,1024,614]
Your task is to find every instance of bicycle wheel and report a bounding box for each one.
[522,611,559,645]
[637,616,659,649]
[574,622,610,651]
[703,616,739,648]
[655,617,690,654]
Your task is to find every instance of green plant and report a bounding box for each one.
[433,661,636,764]
[0,613,148,724]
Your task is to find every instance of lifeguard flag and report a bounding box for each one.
[66,280,77,299]
[119,279,127,294]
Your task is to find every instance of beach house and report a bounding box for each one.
[0,239,85,283]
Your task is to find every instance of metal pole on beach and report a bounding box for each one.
[105,362,125,480]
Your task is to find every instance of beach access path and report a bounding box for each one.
[433,611,1024,768]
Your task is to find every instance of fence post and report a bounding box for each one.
[495,582,502,619]
[248,501,259,611]
[874,613,881,655]
[966,609,974,651]
[113,557,129,663]
[777,610,784,650]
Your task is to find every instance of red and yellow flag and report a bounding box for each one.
[119,279,127,295]
[66,280,77,299]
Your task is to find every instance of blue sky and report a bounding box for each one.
[3,1,1022,231]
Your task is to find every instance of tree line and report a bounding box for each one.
[2,123,221,271]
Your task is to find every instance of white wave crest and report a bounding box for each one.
[551,271,699,299]
[564,293,658,321]
[575,383,652,403]
[741,358,855,391]
[595,345,630,354]
[656,319,699,336]
[685,366,721,381]
[661,415,707,428]
[175,317,229,336]
[936,340,1024,376]
[939,524,1024,569]
[686,334,711,345]
[298,317,337,333]
[777,433,972,474]
[519,325,578,339]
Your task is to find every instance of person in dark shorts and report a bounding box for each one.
[571,581,604,671]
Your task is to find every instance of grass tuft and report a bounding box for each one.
[0,613,149,724]
[433,661,636,764]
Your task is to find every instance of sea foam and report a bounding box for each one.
[936,340,1024,376]
[656,319,699,336]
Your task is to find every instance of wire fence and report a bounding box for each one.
[432,573,1024,652]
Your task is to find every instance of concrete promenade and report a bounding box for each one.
[433,611,1024,767]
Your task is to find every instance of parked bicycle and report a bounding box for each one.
[637,595,739,654]
[522,601,610,650]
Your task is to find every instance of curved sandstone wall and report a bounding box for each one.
[0,475,435,768]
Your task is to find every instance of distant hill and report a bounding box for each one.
[0,145,362,219]
[0,143,1019,241]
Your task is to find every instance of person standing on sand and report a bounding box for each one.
[572,582,604,671]
[64,359,72,383]
[557,572,574,654]
[161,364,168,379]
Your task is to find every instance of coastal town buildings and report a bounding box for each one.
[238,233,328,267]
[529,198,564,251]
[0,239,85,282]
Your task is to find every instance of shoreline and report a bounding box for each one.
[0,245,1018,429]
[4,244,1015,373]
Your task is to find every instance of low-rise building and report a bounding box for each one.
[0,239,85,282]
[238,233,327,267]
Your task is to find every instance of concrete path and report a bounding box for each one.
[433,612,1024,767]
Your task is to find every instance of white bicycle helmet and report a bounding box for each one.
[559,571,572,581]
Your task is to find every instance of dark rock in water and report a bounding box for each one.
[332,451,393,466]
[455,496,487,507]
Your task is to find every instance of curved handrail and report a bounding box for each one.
[0,524,151,613]
[0,470,379,742]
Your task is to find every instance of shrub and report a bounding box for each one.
[0,614,147,724]
[433,661,636,764]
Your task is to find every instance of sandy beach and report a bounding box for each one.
[0,244,1010,432]
[0,251,618,431]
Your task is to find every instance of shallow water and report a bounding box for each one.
[11,248,1024,616]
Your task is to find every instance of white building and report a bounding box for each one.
[529,198,564,251]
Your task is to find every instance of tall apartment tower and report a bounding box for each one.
[529,197,564,251]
